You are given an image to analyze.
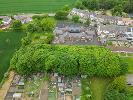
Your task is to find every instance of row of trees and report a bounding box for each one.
[75,0,133,16]
[10,44,128,77]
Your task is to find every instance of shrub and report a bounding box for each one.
[26,18,56,33]
[104,76,128,100]
[11,20,22,30]
[55,10,69,20]
[74,0,85,9]
[72,15,80,23]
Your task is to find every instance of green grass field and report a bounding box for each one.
[90,77,111,100]
[0,31,25,82]
[122,57,133,73]
[0,0,75,14]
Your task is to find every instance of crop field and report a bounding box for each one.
[0,31,25,82]
[0,0,75,14]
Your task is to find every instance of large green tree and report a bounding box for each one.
[26,18,56,33]
[41,18,56,32]
[11,20,22,30]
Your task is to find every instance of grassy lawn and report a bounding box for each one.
[0,31,25,82]
[122,57,133,73]
[90,77,111,100]
[0,0,75,14]
[31,32,53,44]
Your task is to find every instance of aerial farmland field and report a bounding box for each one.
[0,31,25,82]
[0,0,75,14]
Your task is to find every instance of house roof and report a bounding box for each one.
[98,25,129,33]
[14,15,32,24]
[71,8,96,17]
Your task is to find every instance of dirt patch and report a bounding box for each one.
[65,95,72,100]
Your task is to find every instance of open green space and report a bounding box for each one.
[0,0,75,14]
[90,77,111,100]
[31,32,53,44]
[122,57,133,73]
[0,31,25,82]
[129,97,133,100]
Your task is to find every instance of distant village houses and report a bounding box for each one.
[69,8,133,26]
[97,24,133,47]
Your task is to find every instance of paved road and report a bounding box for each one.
[39,81,48,100]
[127,74,133,86]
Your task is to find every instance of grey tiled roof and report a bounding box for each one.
[53,23,100,45]
[98,24,129,33]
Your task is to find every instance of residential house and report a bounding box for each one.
[69,8,133,26]
[68,8,96,23]
[96,14,122,25]
[122,18,133,26]
[14,15,32,24]
[0,16,12,26]
[97,24,133,45]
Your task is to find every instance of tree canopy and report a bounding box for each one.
[10,44,128,77]
[11,20,22,30]
[78,0,133,13]
[26,18,56,33]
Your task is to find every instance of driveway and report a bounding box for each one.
[127,74,133,86]
[39,81,48,100]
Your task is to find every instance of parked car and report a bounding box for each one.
[123,33,133,40]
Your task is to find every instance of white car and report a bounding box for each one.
[123,33,133,40]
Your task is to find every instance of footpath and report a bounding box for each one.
[0,71,14,100]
